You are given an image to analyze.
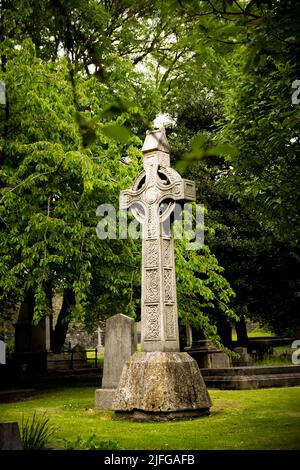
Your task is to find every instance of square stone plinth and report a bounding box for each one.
[95,388,116,409]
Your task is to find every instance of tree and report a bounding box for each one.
[0,39,153,351]
[160,0,300,336]
[0,2,236,352]
[215,0,300,333]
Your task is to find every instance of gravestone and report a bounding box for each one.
[0,337,6,365]
[97,326,104,353]
[14,314,51,374]
[14,313,51,353]
[0,81,6,106]
[112,128,211,420]
[72,344,87,367]
[232,347,252,367]
[0,422,22,450]
[95,314,137,409]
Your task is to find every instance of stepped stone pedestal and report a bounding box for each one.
[201,365,300,389]
[113,352,211,421]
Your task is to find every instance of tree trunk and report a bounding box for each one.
[235,314,248,347]
[14,290,35,353]
[51,288,75,353]
[217,315,232,348]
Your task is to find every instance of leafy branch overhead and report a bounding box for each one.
[0,0,299,348]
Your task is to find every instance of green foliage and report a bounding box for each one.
[213,0,300,332]
[160,0,300,336]
[219,53,300,242]
[0,6,237,348]
[175,236,237,348]
[3,0,298,345]
[21,412,55,450]
[0,39,145,326]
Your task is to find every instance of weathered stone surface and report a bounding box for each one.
[0,339,6,365]
[95,389,116,409]
[201,365,300,389]
[112,352,211,419]
[101,314,137,389]
[95,314,137,409]
[115,409,209,422]
[232,347,252,367]
[0,422,22,450]
[72,344,87,367]
[120,128,196,353]
[97,326,104,353]
[47,352,72,370]
[109,130,211,421]
[185,340,230,369]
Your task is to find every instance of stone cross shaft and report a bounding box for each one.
[120,129,196,352]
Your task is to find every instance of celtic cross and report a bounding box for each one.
[120,128,196,352]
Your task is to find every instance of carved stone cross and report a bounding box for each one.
[120,128,196,352]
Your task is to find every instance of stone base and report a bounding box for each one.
[115,409,210,422]
[112,352,212,421]
[95,388,116,409]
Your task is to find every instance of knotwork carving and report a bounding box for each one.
[145,240,159,267]
[165,305,176,340]
[162,239,172,267]
[163,269,174,303]
[144,305,160,340]
[145,269,159,304]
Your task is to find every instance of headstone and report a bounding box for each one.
[0,81,6,106]
[186,324,193,348]
[14,317,50,374]
[0,337,6,365]
[97,326,104,353]
[112,128,211,420]
[30,316,51,351]
[0,422,22,450]
[95,314,137,409]
[14,312,50,352]
[232,347,252,367]
[14,298,52,373]
[45,316,51,352]
[72,344,87,367]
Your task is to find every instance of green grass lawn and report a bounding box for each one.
[86,351,104,368]
[0,386,299,450]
